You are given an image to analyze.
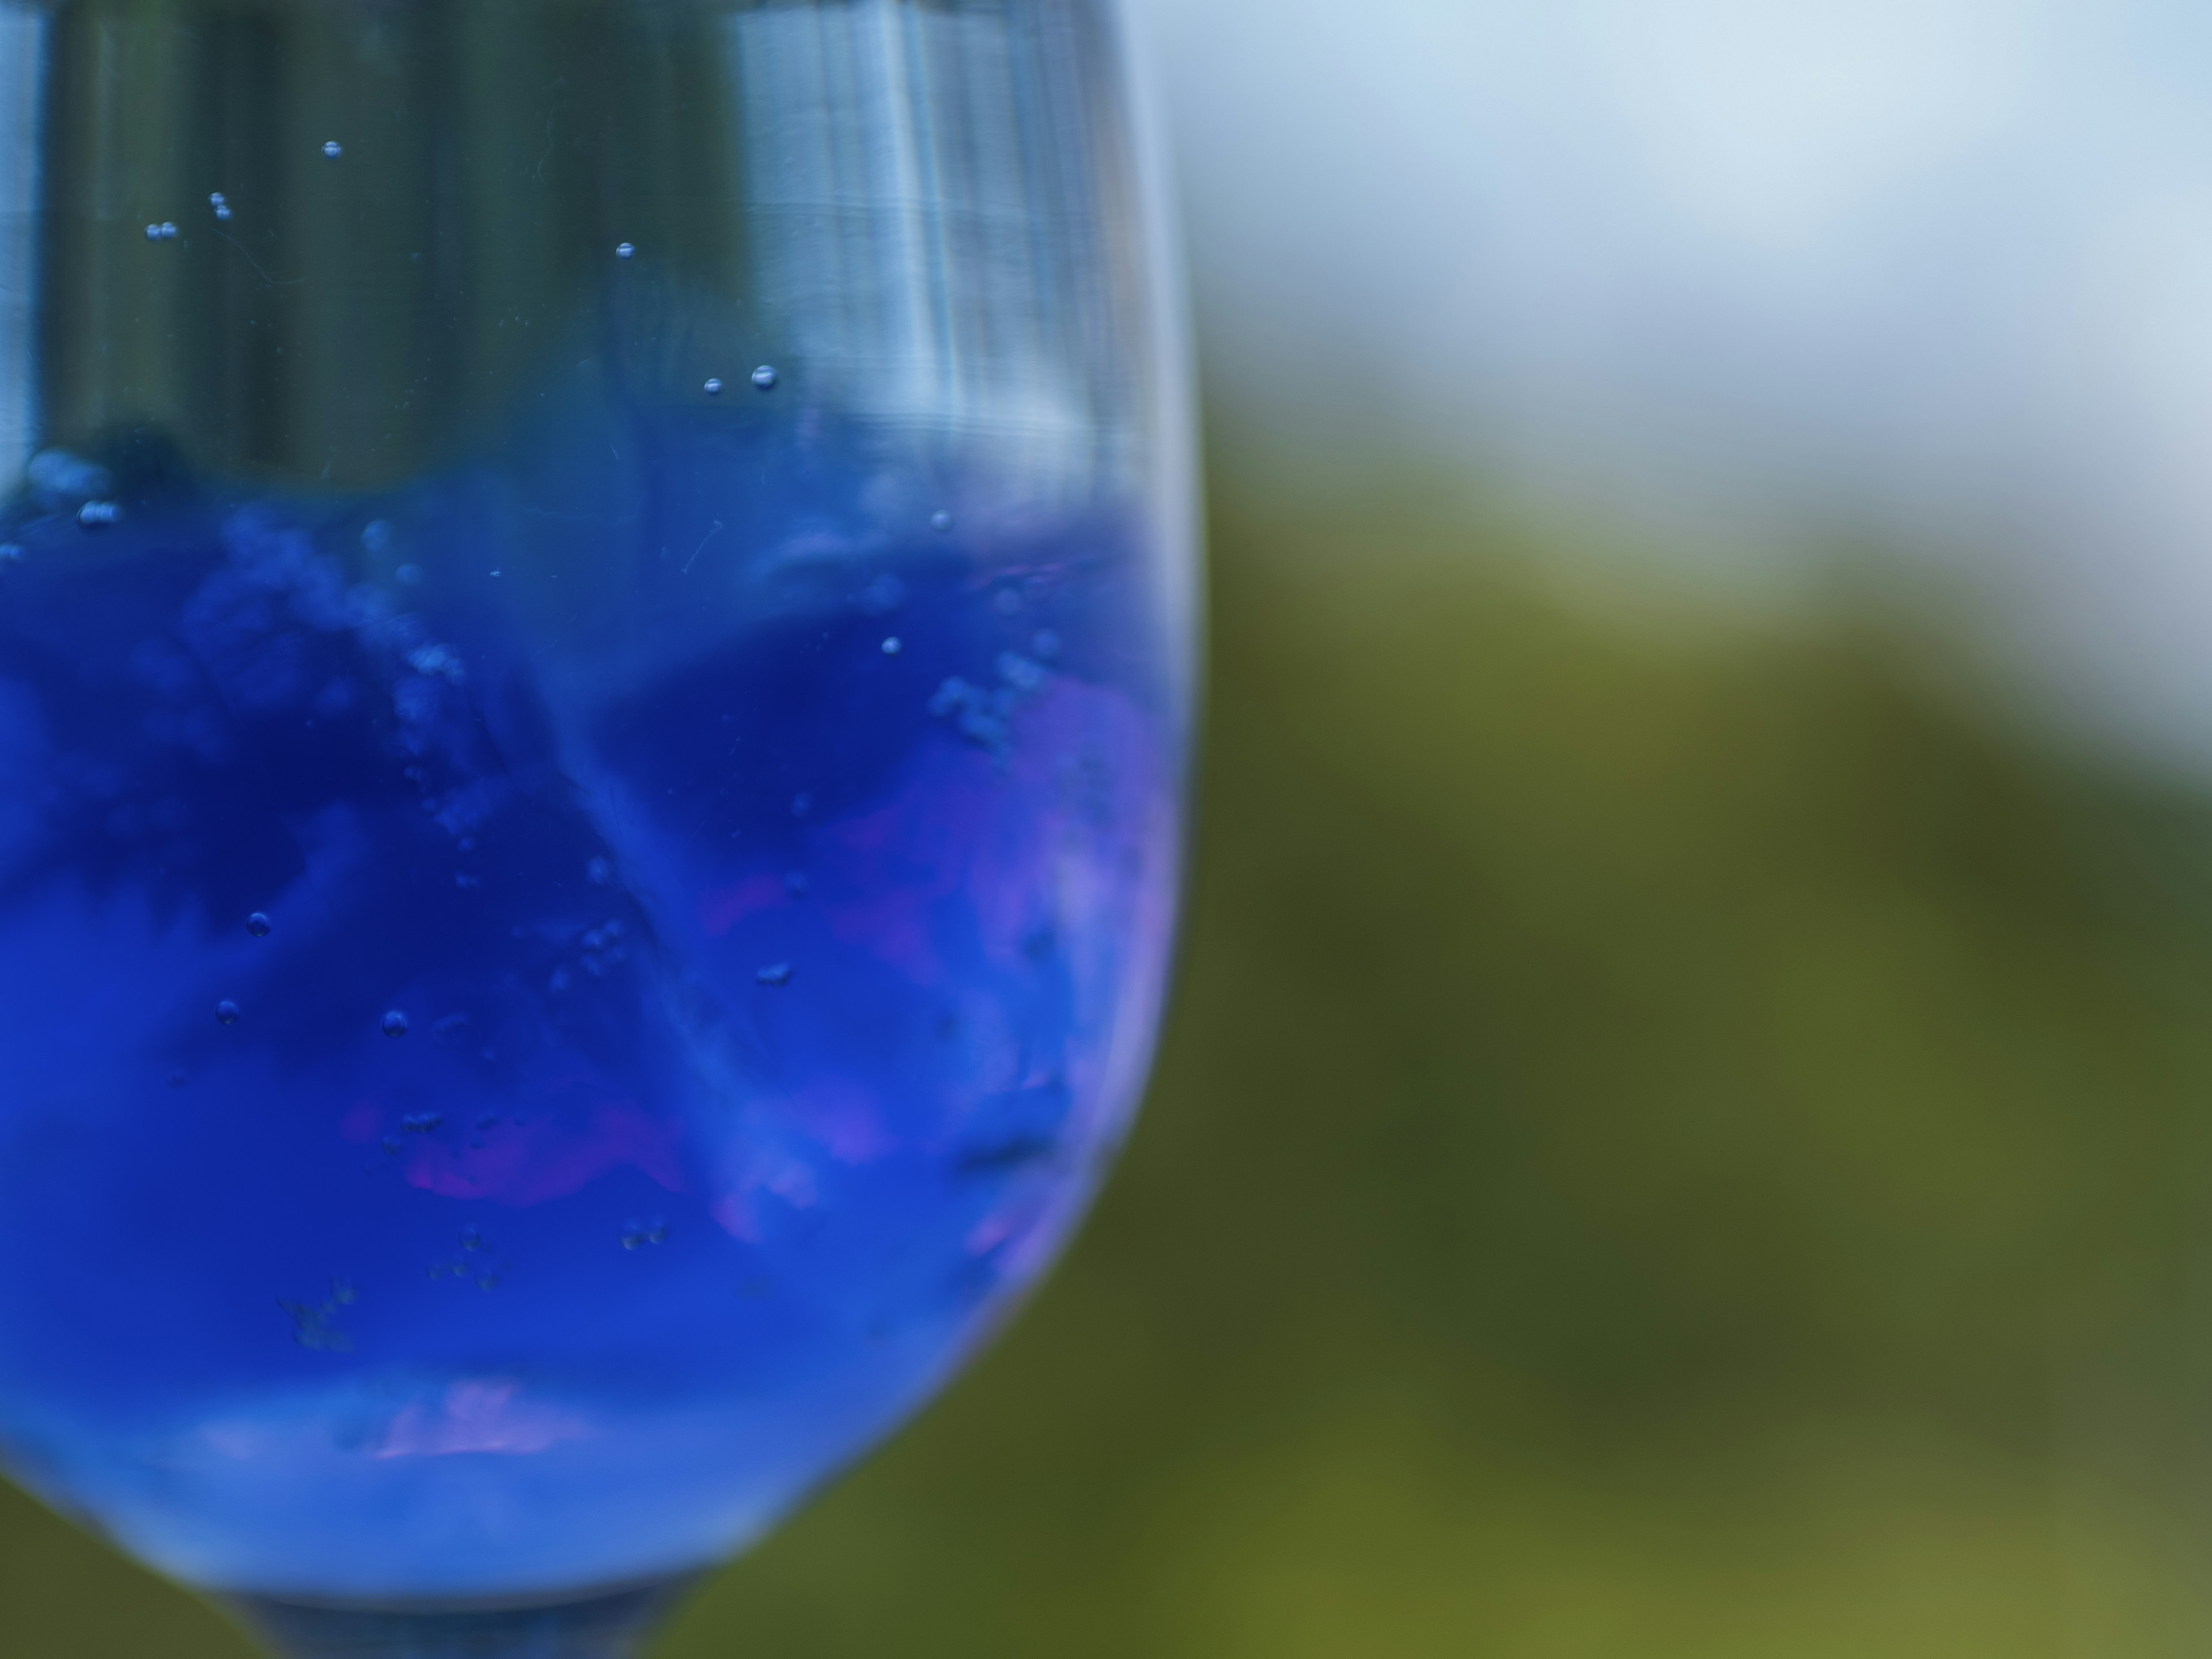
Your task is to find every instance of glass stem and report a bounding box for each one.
[226,1574,696,1659]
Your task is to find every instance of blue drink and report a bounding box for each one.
[0,0,1196,1638]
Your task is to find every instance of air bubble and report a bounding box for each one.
[214,204,232,221]
[247,912,272,938]
[615,241,635,260]
[1031,629,1062,661]
[704,377,724,396]
[381,1009,410,1039]
[402,1111,442,1134]
[77,500,119,529]
[0,545,21,564]
[145,224,163,241]
[209,192,226,209]
[931,510,953,533]
[790,792,812,819]
[322,140,343,159]
[460,1226,483,1251]
[783,871,809,897]
[159,222,177,239]
[751,365,779,391]
[215,1000,240,1025]
[757,961,794,988]
[395,563,423,586]
[859,574,907,616]
[361,519,393,554]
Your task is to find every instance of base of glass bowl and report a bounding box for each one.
[227,1573,699,1659]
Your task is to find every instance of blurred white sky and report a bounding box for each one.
[1133,0,2212,766]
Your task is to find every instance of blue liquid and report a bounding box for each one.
[0,400,1184,1599]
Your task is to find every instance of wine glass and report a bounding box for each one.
[0,1,1197,1654]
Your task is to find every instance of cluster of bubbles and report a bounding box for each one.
[427,1227,499,1289]
[604,243,782,396]
[145,204,793,423]
[620,1217,669,1250]
[143,188,237,243]
[220,913,409,1038]
[929,643,1056,758]
[699,368,778,393]
[280,1279,357,1351]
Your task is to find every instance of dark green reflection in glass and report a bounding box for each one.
[39,0,757,490]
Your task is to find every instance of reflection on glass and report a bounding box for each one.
[0,2,1196,1654]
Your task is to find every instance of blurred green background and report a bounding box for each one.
[15,445,2212,1656]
